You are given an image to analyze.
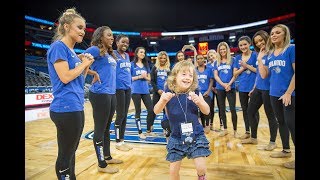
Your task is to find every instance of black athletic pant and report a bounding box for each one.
[50,111,85,180]
[247,88,278,142]
[270,96,295,149]
[210,92,223,127]
[154,92,171,136]
[216,89,237,131]
[239,91,260,133]
[132,93,154,132]
[201,95,212,127]
[115,89,131,142]
[89,92,116,168]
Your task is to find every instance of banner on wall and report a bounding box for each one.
[25,93,53,107]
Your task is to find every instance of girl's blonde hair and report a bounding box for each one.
[52,8,85,41]
[207,49,217,57]
[207,49,217,63]
[155,51,171,71]
[266,24,291,55]
[166,61,198,93]
[216,41,232,66]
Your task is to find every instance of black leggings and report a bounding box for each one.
[50,111,85,180]
[270,96,295,150]
[201,95,212,127]
[239,92,260,133]
[115,89,131,142]
[247,88,278,142]
[132,93,154,132]
[153,92,170,134]
[89,92,116,167]
[210,92,223,127]
[216,89,237,131]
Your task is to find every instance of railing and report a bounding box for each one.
[25,67,35,74]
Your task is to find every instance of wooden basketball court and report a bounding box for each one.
[25,96,295,179]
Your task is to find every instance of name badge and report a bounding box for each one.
[181,122,193,134]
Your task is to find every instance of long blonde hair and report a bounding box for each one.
[166,61,198,93]
[216,41,232,66]
[266,24,291,55]
[154,51,170,71]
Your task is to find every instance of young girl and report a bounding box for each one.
[154,61,211,180]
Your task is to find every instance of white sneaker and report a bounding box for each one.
[139,133,147,139]
[219,130,228,137]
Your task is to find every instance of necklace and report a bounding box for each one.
[177,94,188,123]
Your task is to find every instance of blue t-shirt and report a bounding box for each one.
[85,46,117,94]
[114,50,131,90]
[207,61,217,88]
[47,40,85,112]
[213,59,236,90]
[234,51,258,92]
[266,45,295,97]
[255,55,270,90]
[156,69,169,90]
[165,89,204,139]
[131,62,150,94]
[196,66,213,95]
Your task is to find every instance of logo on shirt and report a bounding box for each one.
[222,69,228,74]
[269,59,285,74]
[198,74,207,84]
[245,69,251,74]
[120,62,131,73]
[272,66,281,74]
[108,57,117,69]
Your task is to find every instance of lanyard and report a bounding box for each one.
[177,94,188,123]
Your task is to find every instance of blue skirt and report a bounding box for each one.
[166,134,212,162]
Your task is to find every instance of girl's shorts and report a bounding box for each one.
[166,134,211,162]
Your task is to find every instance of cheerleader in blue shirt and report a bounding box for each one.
[85,26,122,174]
[213,42,238,137]
[241,30,278,152]
[131,47,156,138]
[113,35,133,151]
[258,24,295,169]
[47,8,93,179]
[233,36,259,139]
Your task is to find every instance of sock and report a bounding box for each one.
[198,174,206,180]
[269,141,276,145]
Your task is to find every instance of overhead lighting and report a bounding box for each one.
[161,20,268,36]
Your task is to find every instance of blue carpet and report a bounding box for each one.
[83,107,242,145]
